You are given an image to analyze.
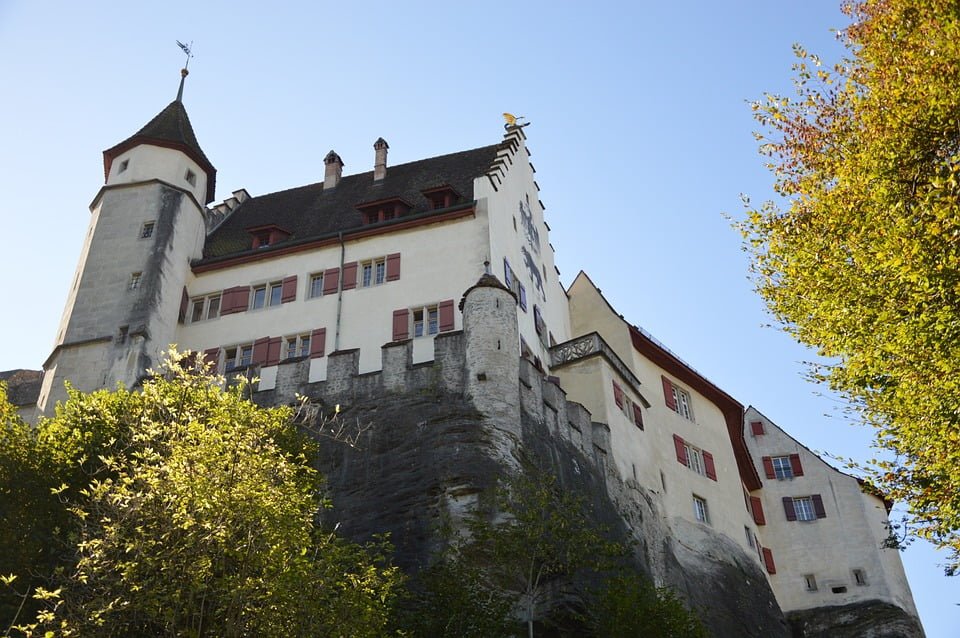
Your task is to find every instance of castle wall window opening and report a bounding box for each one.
[308,273,324,299]
[693,495,710,524]
[284,334,311,360]
[251,281,283,310]
[190,293,221,322]
[140,221,155,239]
[224,344,254,371]
[129,272,142,290]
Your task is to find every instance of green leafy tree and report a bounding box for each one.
[587,572,705,638]
[739,0,960,572]
[2,352,402,636]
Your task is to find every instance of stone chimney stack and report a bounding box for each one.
[324,150,343,189]
[373,138,389,181]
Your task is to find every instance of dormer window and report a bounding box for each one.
[247,225,291,250]
[421,184,461,210]
[185,169,197,186]
[356,197,413,225]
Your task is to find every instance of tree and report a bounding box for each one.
[586,572,705,638]
[2,352,402,636]
[408,468,704,638]
[739,0,960,571]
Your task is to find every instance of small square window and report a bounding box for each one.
[185,169,197,186]
[804,574,818,591]
[119,159,129,173]
[692,495,709,524]
[129,272,142,290]
[141,221,155,239]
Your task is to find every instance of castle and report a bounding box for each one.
[3,73,923,636]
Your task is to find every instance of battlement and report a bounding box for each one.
[248,329,610,467]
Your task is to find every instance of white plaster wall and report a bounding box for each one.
[553,356,659,490]
[107,145,208,205]
[566,273,756,556]
[745,407,919,616]
[177,213,489,374]
[474,134,571,367]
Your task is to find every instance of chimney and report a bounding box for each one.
[373,138,389,181]
[324,150,343,189]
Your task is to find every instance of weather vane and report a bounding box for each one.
[175,40,194,102]
[176,40,194,70]
[502,112,530,129]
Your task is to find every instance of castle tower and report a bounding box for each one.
[37,70,216,413]
[461,273,521,463]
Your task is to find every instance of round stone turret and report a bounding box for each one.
[461,274,521,460]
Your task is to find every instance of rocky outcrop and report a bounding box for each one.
[787,600,925,638]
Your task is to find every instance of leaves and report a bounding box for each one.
[738,0,960,573]
[0,353,401,636]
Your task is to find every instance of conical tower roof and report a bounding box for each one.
[102,99,217,203]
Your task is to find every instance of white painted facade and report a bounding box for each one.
[744,406,919,616]
[561,272,761,562]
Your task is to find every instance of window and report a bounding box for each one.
[190,294,221,322]
[853,569,867,586]
[772,456,793,480]
[116,325,129,344]
[140,221,155,239]
[662,376,695,421]
[283,334,311,360]
[518,283,527,311]
[251,281,282,310]
[763,454,804,480]
[185,169,197,186]
[119,159,129,173]
[129,272,142,290]
[804,574,818,591]
[745,527,755,548]
[413,305,439,338]
[224,344,254,371]
[831,586,847,594]
[794,497,816,521]
[750,420,765,436]
[308,273,324,299]
[685,444,705,476]
[361,257,386,287]
[672,385,693,420]
[692,495,710,524]
[783,494,826,521]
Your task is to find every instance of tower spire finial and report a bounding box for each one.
[175,40,193,102]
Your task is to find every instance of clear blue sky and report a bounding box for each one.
[0,1,954,634]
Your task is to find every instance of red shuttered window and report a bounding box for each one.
[789,454,804,477]
[341,262,358,290]
[612,381,624,408]
[266,337,282,366]
[392,309,410,341]
[673,434,688,466]
[750,496,766,526]
[661,376,676,411]
[703,451,717,481]
[762,456,775,479]
[762,547,776,574]
[281,276,298,303]
[632,403,644,430]
[309,328,326,358]
[750,420,765,436]
[438,299,455,332]
[386,253,401,281]
[323,268,340,295]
